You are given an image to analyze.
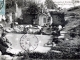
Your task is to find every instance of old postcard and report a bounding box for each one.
[0,0,80,60]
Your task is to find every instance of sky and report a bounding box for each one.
[36,0,80,9]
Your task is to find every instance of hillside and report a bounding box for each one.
[67,6,80,15]
[63,18,80,31]
[63,6,80,31]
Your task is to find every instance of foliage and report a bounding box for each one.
[6,0,15,9]
[22,2,40,25]
[16,0,23,7]
[26,2,40,15]
[45,0,57,9]
[6,0,24,13]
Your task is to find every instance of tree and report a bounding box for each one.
[45,0,57,9]
[6,0,15,9]
[23,2,40,25]
[6,0,24,10]
[26,2,39,14]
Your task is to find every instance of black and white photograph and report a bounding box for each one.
[0,0,80,60]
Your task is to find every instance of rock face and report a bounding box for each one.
[0,53,23,60]
[1,55,13,60]
[12,56,24,60]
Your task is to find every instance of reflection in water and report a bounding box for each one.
[6,33,51,53]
